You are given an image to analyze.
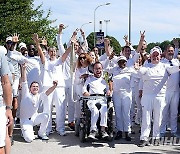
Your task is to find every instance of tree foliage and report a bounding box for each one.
[0,0,58,46]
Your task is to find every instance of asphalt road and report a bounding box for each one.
[11,120,180,154]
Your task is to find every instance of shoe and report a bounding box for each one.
[138,140,150,147]
[101,131,109,139]
[88,130,97,140]
[38,135,49,140]
[58,131,66,136]
[153,139,160,146]
[9,136,14,146]
[125,132,131,141]
[46,130,55,136]
[68,122,75,130]
[114,131,122,140]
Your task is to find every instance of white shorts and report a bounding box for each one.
[0,106,7,147]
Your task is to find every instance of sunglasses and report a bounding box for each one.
[79,56,86,60]
[6,41,13,44]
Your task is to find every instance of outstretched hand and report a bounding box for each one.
[140,30,145,41]
[32,33,40,44]
[173,38,179,48]
[40,36,47,46]
[12,33,20,43]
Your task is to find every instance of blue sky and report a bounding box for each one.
[34,0,180,46]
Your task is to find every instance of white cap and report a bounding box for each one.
[0,46,7,55]
[6,36,12,42]
[19,42,27,50]
[150,46,162,55]
[117,56,127,62]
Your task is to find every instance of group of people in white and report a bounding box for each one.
[0,24,180,153]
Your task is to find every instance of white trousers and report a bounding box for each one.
[0,106,6,147]
[64,79,75,123]
[160,91,179,133]
[21,113,49,143]
[74,84,83,120]
[87,99,107,131]
[140,94,165,141]
[43,87,66,134]
[113,91,132,132]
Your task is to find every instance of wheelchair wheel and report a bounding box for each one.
[75,119,80,136]
[79,129,86,143]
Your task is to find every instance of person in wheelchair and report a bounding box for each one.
[82,62,111,140]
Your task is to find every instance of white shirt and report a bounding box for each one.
[139,62,179,96]
[112,67,136,92]
[20,81,46,121]
[41,58,65,87]
[82,75,108,95]
[161,58,179,92]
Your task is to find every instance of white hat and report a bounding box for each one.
[117,56,127,62]
[0,46,7,55]
[19,42,27,50]
[150,46,162,55]
[6,36,12,42]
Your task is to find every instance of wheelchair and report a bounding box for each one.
[75,95,114,142]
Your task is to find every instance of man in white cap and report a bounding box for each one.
[160,39,179,137]
[104,55,138,141]
[138,46,179,147]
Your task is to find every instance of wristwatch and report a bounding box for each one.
[6,106,13,110]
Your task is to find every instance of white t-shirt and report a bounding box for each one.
[41,58,65,87]
[20,81,47,121]
[82,75,108,95]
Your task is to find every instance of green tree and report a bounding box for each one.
[147,42,160,53]
[159,40,171,51]
[0,0,58,46]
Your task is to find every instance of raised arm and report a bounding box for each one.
[32,33,45,64]
[21,63,27,82]
[136,31,145,53]
[57,24,66,56]
[173,38,179,58]
[45,80,58,96]
[80,29,88,52]
[104,38,111,57]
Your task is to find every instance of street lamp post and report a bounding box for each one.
[80,21,92,29]
[104,19,110,36]
[128,0,131,43]
[94,2,110,47]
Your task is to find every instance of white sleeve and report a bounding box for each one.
[166,65,179,74]
[174,48,179,59]
[56,34,65,57]
[82,78,90,94]
[103,59,114,74]
[132,51,140,64]
[21,81,29,100]
[8,51,36,65]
